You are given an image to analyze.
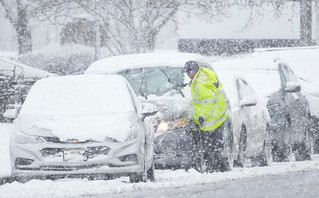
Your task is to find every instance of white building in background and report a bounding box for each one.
[156,2,319,52]
[1,2,319,54]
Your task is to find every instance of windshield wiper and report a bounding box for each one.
[160,68,187,97]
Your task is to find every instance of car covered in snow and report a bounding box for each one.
[213,56,312,162]
[84,53,234,170]
[8,75,157,183]
[0,57,55,122]
[214,68,272,167]
[251,47,319,153]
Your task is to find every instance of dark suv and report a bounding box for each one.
[211,57,312,162]
[266,62,312,162]
[84,52,234,170]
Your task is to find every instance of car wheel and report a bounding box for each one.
[129,173,144,183]
[15,176,30,183]
[272,116,293,162]
[253,124,273,167]
[295,129,313,161]
[217,120,234,172]
[146,163,155,182]
[234,125,247,167]
[253,139,273,167]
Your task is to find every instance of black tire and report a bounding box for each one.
[295,130,313,161]
[272,116,293,162]
[234,125,247,167]
[217,120,233,172]
[253,124,272,167]
[146,163,155,182]
[272,142,292,162]
[129,173,144,183]
[252,139,272,167]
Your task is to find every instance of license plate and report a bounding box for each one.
[64,149,87,162]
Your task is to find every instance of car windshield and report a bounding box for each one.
[118,67,185,97]
[20,76,136,117]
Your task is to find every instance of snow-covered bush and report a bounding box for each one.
[18,45,96,75]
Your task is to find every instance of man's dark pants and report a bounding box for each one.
[188,120,227,173]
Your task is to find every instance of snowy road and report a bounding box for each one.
[1,157,319,197]
[114,170,319,198]
[1,123,319,198]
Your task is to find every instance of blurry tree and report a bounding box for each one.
[60,18,108,47]
[0,0,34,55]
[32,0,228,55]
[1,0,314,56]
[300,0,312,46]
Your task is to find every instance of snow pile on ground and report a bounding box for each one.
[1,160,319,198]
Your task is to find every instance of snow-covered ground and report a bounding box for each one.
[1,122,319,198]
[0,47,319,197]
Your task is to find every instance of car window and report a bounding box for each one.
[236,78,256,100]
[283,65,299,83]
[118,67,184,97]
[118,68,144,96]
[278,63,300,86]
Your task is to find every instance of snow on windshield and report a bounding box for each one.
[20,75,135,117]
[118,67,185,97]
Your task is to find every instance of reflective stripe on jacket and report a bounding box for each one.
[190,67,228,131]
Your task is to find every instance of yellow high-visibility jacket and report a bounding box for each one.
[190,67,228,131]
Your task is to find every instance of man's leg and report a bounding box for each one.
[203,122,227,173]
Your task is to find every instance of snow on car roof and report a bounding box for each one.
[251,46,319,116]
[85,52,210,74]
[252,46,319,86]
[213,56,281,99]
[18,75,140,142]
[0,57,56,78]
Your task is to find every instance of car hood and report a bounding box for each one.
[15,113,138,142]
[143,95,192,120]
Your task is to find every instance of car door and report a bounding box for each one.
[236,78,264,155]
[278,63,309,141]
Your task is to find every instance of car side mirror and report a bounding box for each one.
[3,109,19,121]
[141,103,158,121]
[285,82,301,93]
[240,97,257,107]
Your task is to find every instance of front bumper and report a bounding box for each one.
[154,128,193,168]
[10,138,144,178]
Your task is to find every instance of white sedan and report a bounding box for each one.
[215,68,272,167]
[7,75,157,183]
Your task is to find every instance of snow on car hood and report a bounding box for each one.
[15,113,138,142]
[142,93,192,120]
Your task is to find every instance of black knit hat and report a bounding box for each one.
[183,60,199,73]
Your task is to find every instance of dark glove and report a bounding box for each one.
[198,116,205,127]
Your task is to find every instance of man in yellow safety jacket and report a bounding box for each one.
[183,60,231,173]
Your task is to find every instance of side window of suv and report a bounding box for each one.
[278,63,300,87]
[236,78,256,100]
[278,64,288,86]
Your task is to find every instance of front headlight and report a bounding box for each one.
[156,117,187,133]
[14,130,44,144]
